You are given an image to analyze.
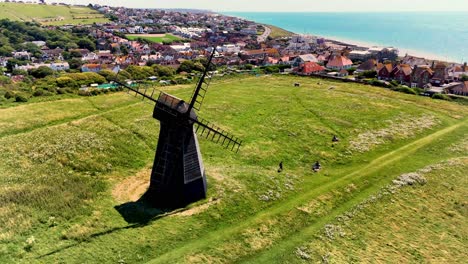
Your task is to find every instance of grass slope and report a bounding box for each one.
[0,75,466,263]
[0,3,109,25]
[265,24,295,38]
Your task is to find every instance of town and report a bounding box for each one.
[1,2,467,104]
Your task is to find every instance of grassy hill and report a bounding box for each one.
[0,3,109,25]
[0,75,466,263]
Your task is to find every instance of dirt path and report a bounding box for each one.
[148,119,467,263]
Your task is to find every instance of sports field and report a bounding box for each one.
[126,34,183,43]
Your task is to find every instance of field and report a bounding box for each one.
[265,24,296,38]
[126,34,183,44]
[0,3,109,25]
[0,75,467,263]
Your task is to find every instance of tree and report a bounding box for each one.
[68,58,83,70]
[77,38,96,51]
[70,50,83,58]
[177,60,195,73]
[120,45,129,55]
[461,74,468,81]
[56,76,77,88]
[98,70,117,82]
[29,66,54,78]
[126,65,153,80]
[152,64,175,77]
[0,45,14,56]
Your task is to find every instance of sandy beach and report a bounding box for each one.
[317,34,456,63]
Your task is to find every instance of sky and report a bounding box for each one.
[39,0,468,12]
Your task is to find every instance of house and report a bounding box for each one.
[30,41,47,47]
[431,62,448,86]
[292,54,318,67]
[338,69,349,77]
[295,62,325,75]
[82,52,99,61]
[444,81,468,96]
[81,64,102,73]
[50,62,70,71]
[41,47,64,61]
[356,59,377,73]
[401,55,429,67]
[448,62,468,81]
[377,63,393,80]
[240,48,280,60]
[367,46,398,62]
[15,62,69,71]
[12,51,31,60]
[393,64,412,84]
[348,50,371,61]
[326,55,353,70]
[411,65,434,88]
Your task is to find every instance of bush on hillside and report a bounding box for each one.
[4,90,15,99]
[33,89,44,97]
[15,93,29,102]
[56,76,78,88]
[29,66,54,79]
[432,93,451,101]
[395,86,418,95]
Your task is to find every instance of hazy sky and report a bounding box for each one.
[43,0,468,12]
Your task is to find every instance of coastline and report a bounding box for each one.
[309,34,456,63]
[224,12,463,64]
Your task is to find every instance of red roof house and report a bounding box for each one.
[296,62,325,75]
[326,55,353,70]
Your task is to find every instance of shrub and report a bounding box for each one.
[15,93,29,102]
[395,86,418,95]
[57,88,67,94]
[432,93,451,101]
[4,90,15,99]
[78,90,91,96]
[29,66,54,79]
[56,76,77,88]
[33,89,44,97]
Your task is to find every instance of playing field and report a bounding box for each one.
[0,75,466,263]
[126,34,183,43]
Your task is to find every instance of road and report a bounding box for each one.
[257,25,271,42]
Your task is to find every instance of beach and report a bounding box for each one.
[225,12,468,64]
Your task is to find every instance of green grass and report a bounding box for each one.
[126,34,183,44]
[0,75,466,263]
[264,24,296,38]
[0,3,109,25]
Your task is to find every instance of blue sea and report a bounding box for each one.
[224,12,468,63]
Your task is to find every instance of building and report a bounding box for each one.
[326,55,353,70]
[444,81,468,96]
[411,65,434,88]
[377,63,393,80]
[356,59,378,73]
[292,54,318,67]
[393,64,412,84]
[295,62,325,75]
[81,64,102,73]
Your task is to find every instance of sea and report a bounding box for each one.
[223,12,468,63]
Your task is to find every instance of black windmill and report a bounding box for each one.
[115,49,241,209]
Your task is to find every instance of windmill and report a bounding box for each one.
[115,49,242,209]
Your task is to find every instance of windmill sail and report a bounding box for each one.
[187,48,217,113]
[192,117,242,153]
